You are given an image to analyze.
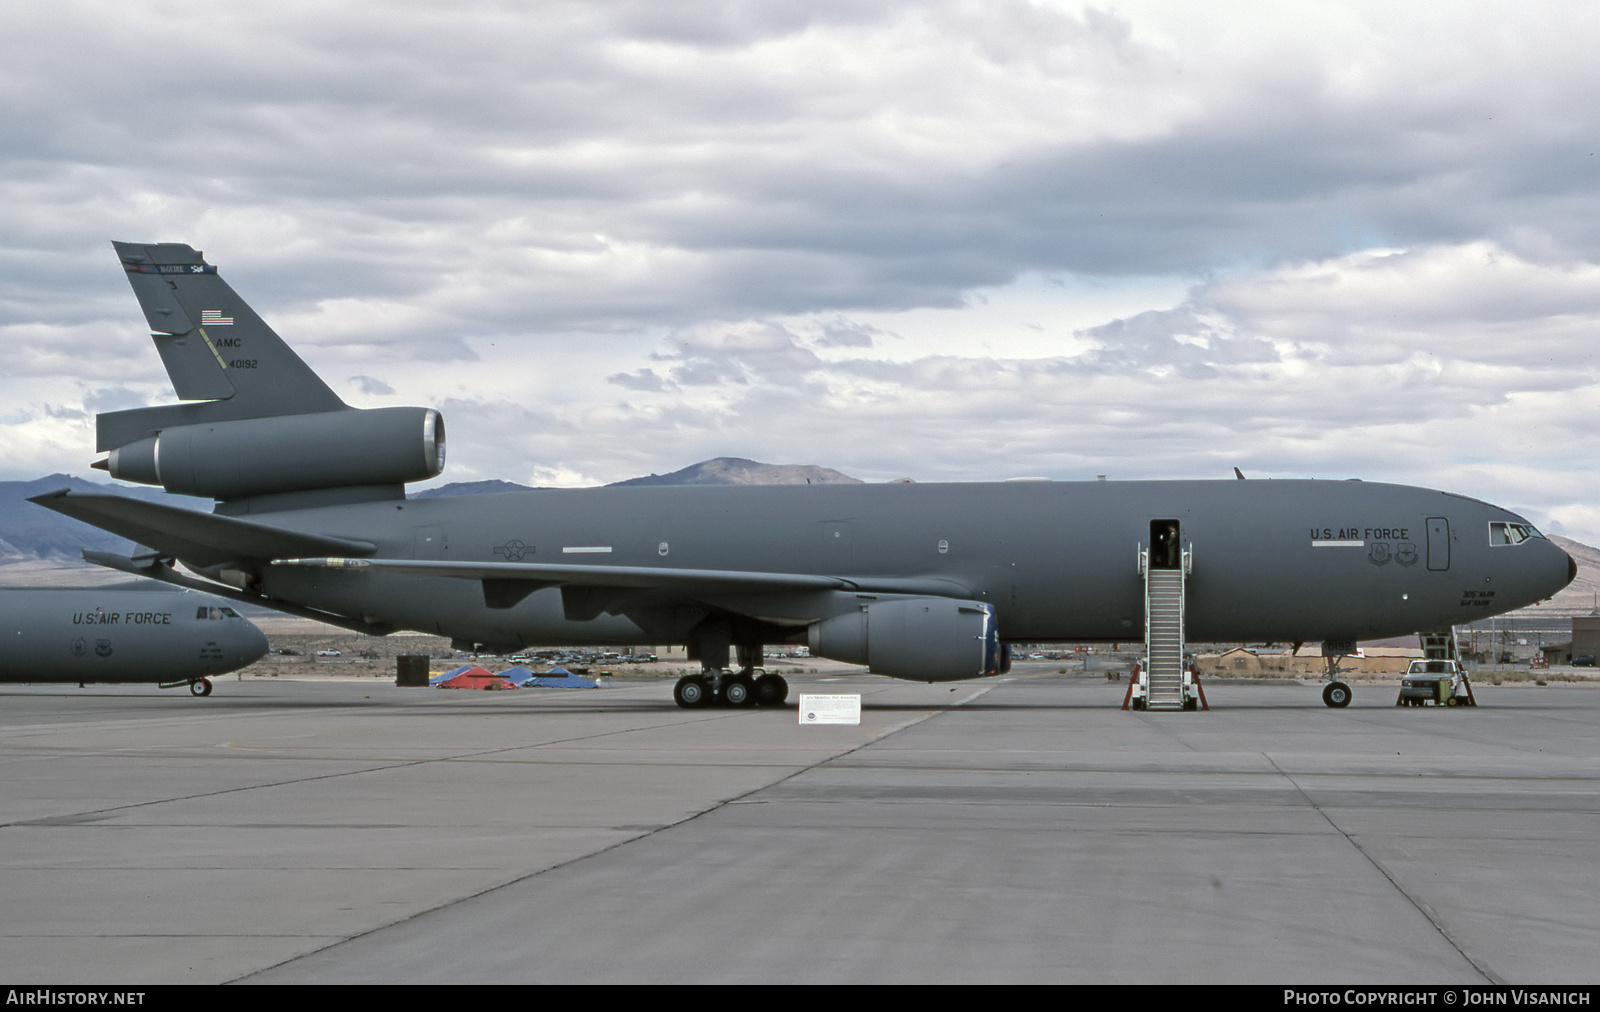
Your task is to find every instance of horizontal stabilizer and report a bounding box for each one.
[273,557,974,599]
[29,489,376,568]
[82,551,392,635]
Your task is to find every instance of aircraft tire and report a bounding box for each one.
[191,678,213,697]
[1322,681,1352,708]
[723,676,754,707]
[673,675,711,708]
[754,673,788,707]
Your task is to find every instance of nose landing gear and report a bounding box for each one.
[1321,643,1353,708]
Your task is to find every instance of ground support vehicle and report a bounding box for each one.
[1397,659,1477,707]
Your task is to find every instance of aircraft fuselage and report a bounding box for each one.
[251,478,1573,651]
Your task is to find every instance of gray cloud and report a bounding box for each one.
[10,2,1600,334]
[8,3,1600,542]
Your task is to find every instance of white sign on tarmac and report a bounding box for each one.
[798,694,861,725]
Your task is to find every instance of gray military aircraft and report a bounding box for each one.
[29,242,1577,708]
[0,586,269,694]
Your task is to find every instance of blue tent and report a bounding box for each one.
[492,666,537,686]
[525,665,598,689]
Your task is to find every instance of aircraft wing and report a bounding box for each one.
[274,557,977,612]
[29,489,377,568]
[274,557,976,595]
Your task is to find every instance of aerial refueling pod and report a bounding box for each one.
[103,406,445,500]
[808,596,1005,681]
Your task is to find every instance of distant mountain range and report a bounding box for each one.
[409,457,861,498]
[1547,536,1600,617]
[0,474,205,563]
[606,457,861,488]
[0,458,861,563]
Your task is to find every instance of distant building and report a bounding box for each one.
[1539,616,1600,665]
[1198,644,1422,675]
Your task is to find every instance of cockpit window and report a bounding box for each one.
[1489,521,1545,546]
[220,607,240,619]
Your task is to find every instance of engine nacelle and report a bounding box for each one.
[808,596,1003,681]
[105,407,445,500]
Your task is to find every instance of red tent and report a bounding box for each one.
[435,667,517,690]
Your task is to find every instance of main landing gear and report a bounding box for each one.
[673,670,788,708]
[674,634,789,708]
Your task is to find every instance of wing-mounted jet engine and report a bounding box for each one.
[810,597,1003,681]
[96,242,445,510]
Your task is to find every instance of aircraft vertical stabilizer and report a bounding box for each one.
[99,242,346,452]
[93,243,443,508]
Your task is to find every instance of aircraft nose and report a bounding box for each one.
[1566,549,1579,589]
[235,621,270,665]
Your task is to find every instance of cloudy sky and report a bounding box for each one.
[5,1,1600,540]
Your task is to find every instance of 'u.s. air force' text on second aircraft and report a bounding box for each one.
[29,242,1576,708]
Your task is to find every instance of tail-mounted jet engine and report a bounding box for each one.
[102,406,445,501]
[808,596,1005,681]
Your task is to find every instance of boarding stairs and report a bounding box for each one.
[1419,629,1463,664]
[1134,544,1196,711]
[1413,627,1476,707]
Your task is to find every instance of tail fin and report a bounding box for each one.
[99,242,345,451]
[93,242,443,510]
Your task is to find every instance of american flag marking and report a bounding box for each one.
[201,309,233,326]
